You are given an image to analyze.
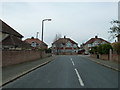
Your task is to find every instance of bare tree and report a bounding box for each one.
[53,33,62,42]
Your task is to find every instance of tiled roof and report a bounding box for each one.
[2,35,31,48]
[24,38,48,46]
[0,19,23,38]
[52,38,78,45]
[84,37,110,45]
[67,38,78,44]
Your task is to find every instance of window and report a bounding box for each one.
[73,44,77,48]
[60,44,63,47]
[66,42,72,47]
[31,42,36,47]
[102,41,106,44]
[88,44,91,47]
[93,41,99,46]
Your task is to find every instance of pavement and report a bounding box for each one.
[79,55,120,72]
[1,55,56,87]
[2,55,118,88]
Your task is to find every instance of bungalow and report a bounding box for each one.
[83,36,110,54]
[0,19,30,50]
[52,36,79,55]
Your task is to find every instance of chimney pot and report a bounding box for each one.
[95,36,98,39]
[31,37,34,39]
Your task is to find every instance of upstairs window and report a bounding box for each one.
[31,42,36,47]
[66,42,72,47]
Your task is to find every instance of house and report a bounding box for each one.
[52,36,79,55]
[24,37,48,49]
[83,36,110,54]
[0,19,30,50]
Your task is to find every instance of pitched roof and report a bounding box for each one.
[52,38,78,45]
[2,35,31,48]
[24,38,48,46]
[84,37,110,45]
[0,19,23,38]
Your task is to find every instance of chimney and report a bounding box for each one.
[64,36,66,39]
[36,32,39,39]
[31,37,34,39]
[95,36,98,39]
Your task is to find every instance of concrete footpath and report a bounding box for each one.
[80,55,120,72]
[1,55,56,87]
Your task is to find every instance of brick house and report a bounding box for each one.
[24,37,48,49]
[0,19,30,50]
[52,36,79,55]
[83,36,110,54]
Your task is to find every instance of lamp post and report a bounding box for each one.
[41,19,51,58]
[41,19,52,42]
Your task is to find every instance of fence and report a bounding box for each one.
[1,50,52,67]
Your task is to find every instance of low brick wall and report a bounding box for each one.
[90,54,97,58]
[99,54,109,61]
[90,54,109,61]
[2,50,51,67]
[90,54,120,63]
[112,54,120,63]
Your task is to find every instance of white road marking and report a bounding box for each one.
[71,61,75,66]
[70,58,75,66]
[74,68,84,86]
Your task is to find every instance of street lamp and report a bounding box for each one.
[41,19,51,58]
[41,19,52,42]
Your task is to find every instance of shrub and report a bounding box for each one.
[45,48,52,53]
[89,46,98,54]
[112,42,120,54]
[98,44,113,55]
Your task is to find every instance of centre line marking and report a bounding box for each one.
[70,58,75,66]
[72,61,75,66]
[74,68,84,86]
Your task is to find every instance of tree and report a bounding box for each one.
[109,20,120,41]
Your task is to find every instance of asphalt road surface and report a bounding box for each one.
[3,55,118,88]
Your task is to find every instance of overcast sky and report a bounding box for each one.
[1,1,118,47]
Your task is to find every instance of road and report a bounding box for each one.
[3,55,118,88]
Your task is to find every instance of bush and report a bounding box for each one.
[89,46,98,54]
[98,44,113,54]
[89,44,113,55]
[112,42,120,54]
[45,48,52,53]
